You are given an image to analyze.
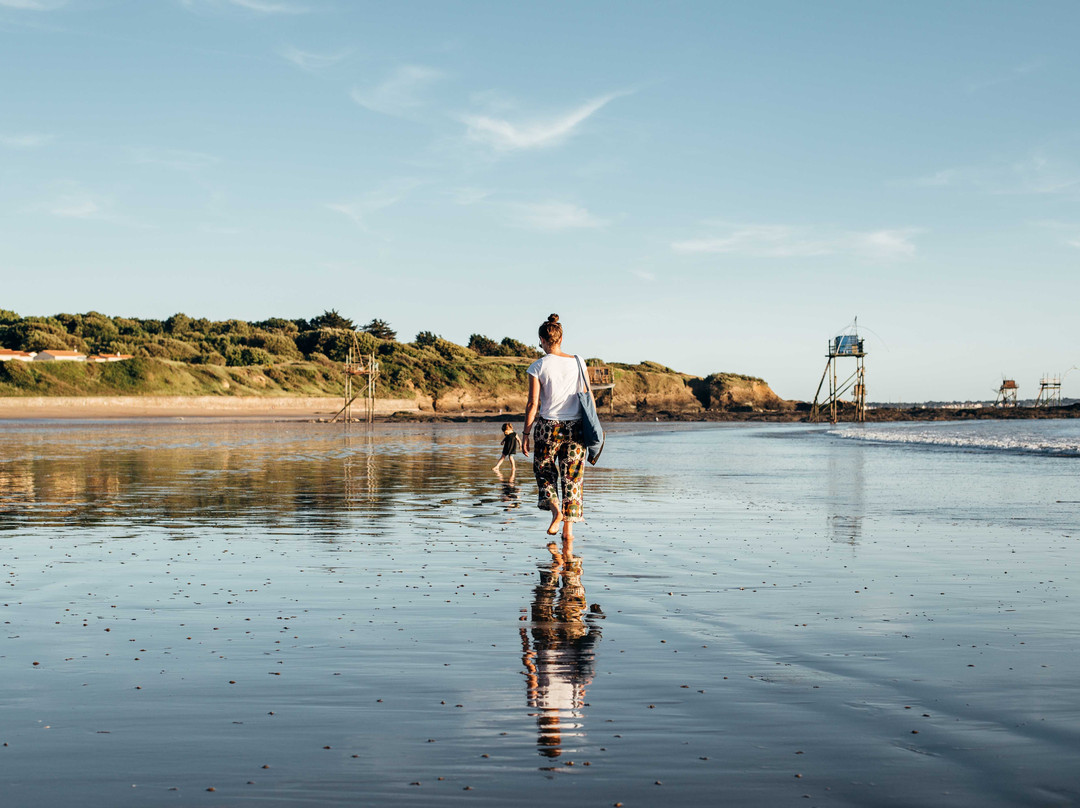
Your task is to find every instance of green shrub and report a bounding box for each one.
[191,351,227,366]
[1,319,85,352]
[214,319,252,338]
[250,332,301,359]
[0,359,34,389]
[54,313,83,335]
[80,311,120,350]
[23,330,74,352]
[469,334,538,358]
[296,328,349,361]
[362,318,396,341]
[224,346,274,367]
[98,356,152,391]
[141,337,200,361]
[500,336,540,358]
[165,313,194,336]
[115,317,145,338]
[414,331,438,348]
[255,318,300,336]
[468,334,501,356]
[308,309,355,330]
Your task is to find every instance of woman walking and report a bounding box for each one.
[521,314,593,553]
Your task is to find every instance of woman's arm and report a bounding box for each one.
[521,374,540,456]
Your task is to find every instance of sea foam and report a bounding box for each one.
[828,420,1080,456]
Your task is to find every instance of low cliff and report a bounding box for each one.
[0,344,792,417]
[693,372,794,413]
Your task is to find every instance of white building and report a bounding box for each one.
[0,349,35,362]
[88,353,134,362]
[33,350,87,362]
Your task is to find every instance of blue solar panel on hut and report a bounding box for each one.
[834,335,861,355]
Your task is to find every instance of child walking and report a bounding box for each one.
[493,422,521,473]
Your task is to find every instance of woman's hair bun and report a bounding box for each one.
[546,313,559,324]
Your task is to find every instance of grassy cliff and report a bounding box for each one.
[0,309,790,415]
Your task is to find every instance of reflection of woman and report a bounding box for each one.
[520,553,601,760]
[522,314,592,546]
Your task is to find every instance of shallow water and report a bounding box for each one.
[831,418,1080,457]
[1,419,1078,806]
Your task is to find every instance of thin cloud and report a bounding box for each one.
[906,168,959,188]
[201,224,242,235]
[179,0,309,15]
[0,0,66,8]
[1005,154,1080,195]
[672,223,921,261]
[279,45,351,72]
[966,59,1045,93]
[132,147,218,172]
[33,182,148,227]
[461,90,630,151]
[229,0,305,11]
[351,65,444,117]
[509,201,609,231]
[899,151,1080,196]
[326,178,422,230]
[51,192,102,219]
[0,132,52,148]
[1032,220,1080,249]
[449,187,492,206]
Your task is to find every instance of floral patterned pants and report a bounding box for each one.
[532,418,586,523]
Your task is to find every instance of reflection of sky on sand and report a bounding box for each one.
[0,422,537,534]
[2,420,1079,805]
[521,554,602,764]
[0,421,660,539]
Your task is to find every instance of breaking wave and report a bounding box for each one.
[828,421,1080,457]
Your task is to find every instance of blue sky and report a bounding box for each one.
[2,0,1078,401]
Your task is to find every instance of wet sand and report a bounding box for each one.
[0,396,420,420]
[1,421,1077,806]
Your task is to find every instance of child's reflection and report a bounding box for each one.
[496,469,521,512]
[520,549,602,762]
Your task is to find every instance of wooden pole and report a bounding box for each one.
[830,351,838,424]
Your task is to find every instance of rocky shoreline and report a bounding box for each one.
[378,402,1080,424]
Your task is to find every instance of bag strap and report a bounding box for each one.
[575,355,591,393]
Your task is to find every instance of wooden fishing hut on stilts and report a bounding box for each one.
[1035,375,1061,407]
[588,365,615,415]
[995,379,1018,408]
[332,332,379,424]
[811,321,867,424]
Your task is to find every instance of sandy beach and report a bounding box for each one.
[1,419,1077,806]
[0,395,421,420]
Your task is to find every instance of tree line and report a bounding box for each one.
[0,308,539,368]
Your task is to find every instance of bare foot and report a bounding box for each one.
[546,541,563,563]
[546,506,563,535]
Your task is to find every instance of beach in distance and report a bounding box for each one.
[2,418,1078,806]
[1,393,1079,424]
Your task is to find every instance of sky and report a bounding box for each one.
[2,0,1079,402]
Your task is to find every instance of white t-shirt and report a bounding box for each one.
[528,354,583,421]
